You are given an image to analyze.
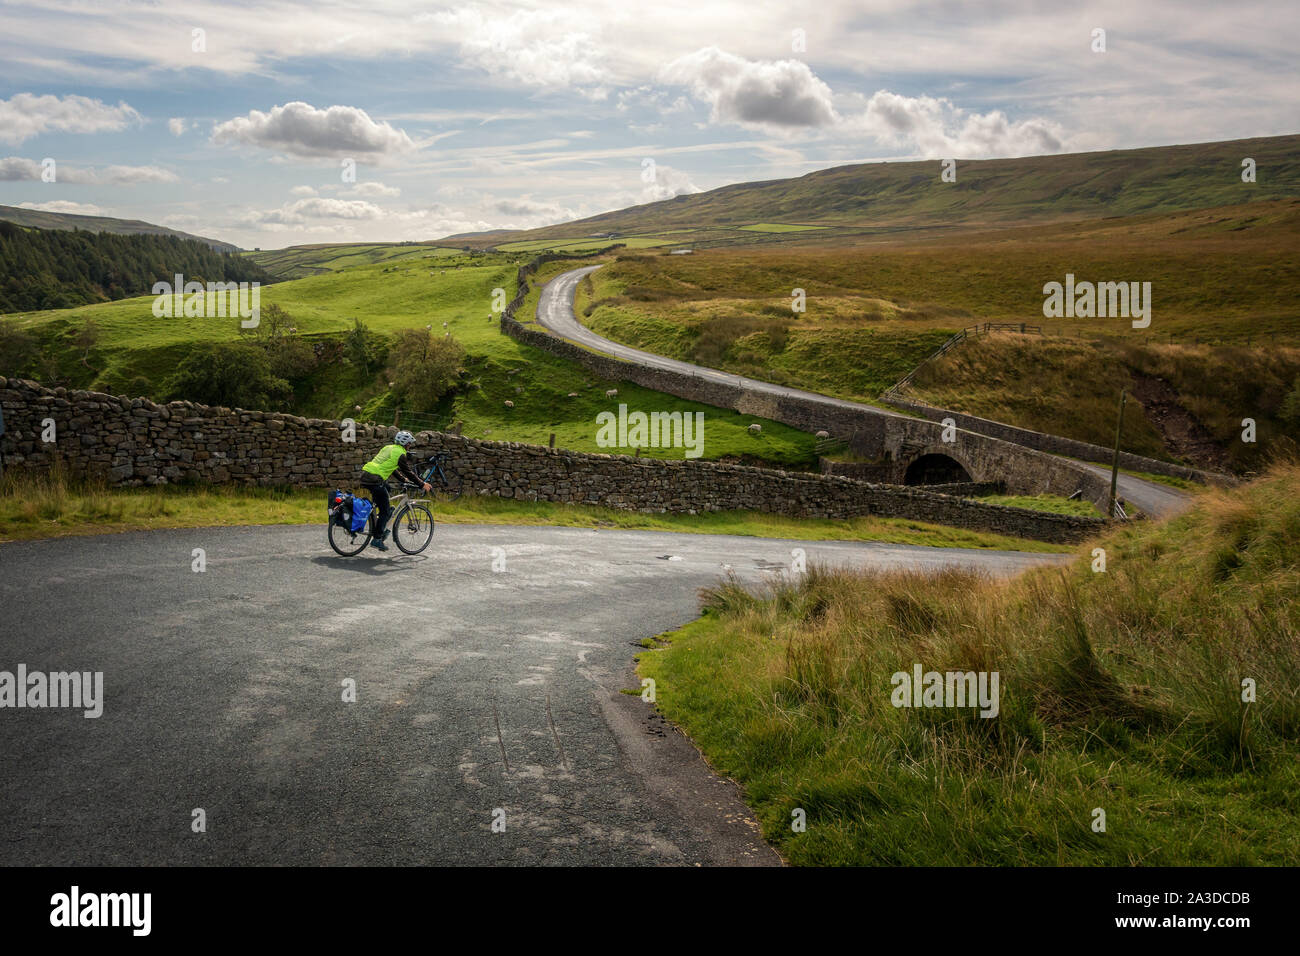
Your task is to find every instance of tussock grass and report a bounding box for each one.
[638,463,1300,865]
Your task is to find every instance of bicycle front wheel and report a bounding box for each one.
[392,503,435,554]
[328,518,372,556]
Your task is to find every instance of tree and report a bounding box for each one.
[344,318,387,380]
[245,302,315,381]
[74,319,99,367]
[162,342,290,409]
[0,323,38,376]
[387,329,465,411]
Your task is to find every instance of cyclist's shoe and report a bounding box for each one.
[370,531,389,551]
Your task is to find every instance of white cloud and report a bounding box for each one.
[0,156,177,183]
[253,197,385,224]
[0,157,42,180]
[0,93,141,145]
[168,117,187,136]
[15,200,105,215]
[638,163,701,203]
[492,197,577,225]
[87,165,180,184]
[212,102,417,159]
[425,7,611,96]
[290,185,318,196]
[349,181,401,197]
[661,48,1067,156]
[661,47,838,130]
[846,90,1067,158]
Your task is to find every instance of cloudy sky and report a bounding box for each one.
[0,0,1296,249]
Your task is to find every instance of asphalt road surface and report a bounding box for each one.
[0,524,1067,866]
[537,265,1188,519]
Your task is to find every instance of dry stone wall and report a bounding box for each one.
[0,376,1103,544]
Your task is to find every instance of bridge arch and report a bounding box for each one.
[902,446,978,486]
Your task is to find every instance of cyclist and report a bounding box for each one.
[360,430,431,551]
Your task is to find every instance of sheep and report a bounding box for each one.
[748,423,762,435]
[567,392,579,398]
[504,400,515,409]
[815,430,830,439]
[605,389,618,398]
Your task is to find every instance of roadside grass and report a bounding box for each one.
[0,469,1067,552]
[578,257,952,404]
[1117,470,1205,491]
[980,493,1103,517]
[637,463,1300,865]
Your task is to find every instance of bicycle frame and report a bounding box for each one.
[420,454,453,489]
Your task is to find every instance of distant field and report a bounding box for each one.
[738,223,826,233]
[245,243,462,279]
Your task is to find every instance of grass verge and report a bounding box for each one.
[637,463,1299,865]
[0,470,1066,552]
[980,493,1103,517]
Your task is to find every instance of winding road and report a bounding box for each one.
[0,524,1066,866]
[537,265,1189,519]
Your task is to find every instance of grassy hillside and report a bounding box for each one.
[0,251,817,467]
[0,203,236,252]
[483,135,1300,251]
[573,202,1300,465]
[638,464,1300,865]
[910,335,1300,474]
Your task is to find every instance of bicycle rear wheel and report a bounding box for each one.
[328,517,372,556]
[436,469,462,502]
[392,503,435,554]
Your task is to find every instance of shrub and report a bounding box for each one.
[161,341,290,409]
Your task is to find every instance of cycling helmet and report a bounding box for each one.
[394,430,415,447]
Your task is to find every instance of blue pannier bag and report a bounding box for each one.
[349,496,373,533]
[329,489,351,526]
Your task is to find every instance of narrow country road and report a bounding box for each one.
[0,524,1067,866]
[536,265,1189,518]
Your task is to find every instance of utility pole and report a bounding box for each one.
[1108,390,1127,519]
